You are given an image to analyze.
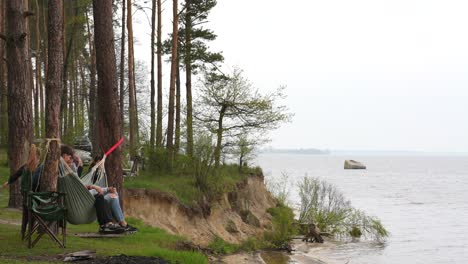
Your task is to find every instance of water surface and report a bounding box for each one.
[256,154,468,264]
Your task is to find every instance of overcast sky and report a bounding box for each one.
[134,0,468,152]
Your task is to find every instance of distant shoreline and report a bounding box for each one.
[259,148,330,155]
[259,148,468,156]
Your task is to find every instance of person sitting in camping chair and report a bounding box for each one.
[2,144,42,239]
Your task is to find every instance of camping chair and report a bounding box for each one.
[25,191,67,248]
[123,158,139,177]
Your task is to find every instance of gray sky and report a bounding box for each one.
[134,0,468,152]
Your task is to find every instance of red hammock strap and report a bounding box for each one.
[104,137,124,157]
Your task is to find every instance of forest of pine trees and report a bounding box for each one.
[0,0,290,205]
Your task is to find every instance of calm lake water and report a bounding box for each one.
[255,154,468,264]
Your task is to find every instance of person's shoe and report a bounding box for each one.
[122,224,138,234]
[99,223,125,234]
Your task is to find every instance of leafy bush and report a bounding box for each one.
[298,176,389,240]
[146,147,171,173]
[192,133,216,192]
[265,205,296,247]
[208,236,238,255]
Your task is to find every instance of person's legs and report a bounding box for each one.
[105,194,125,224]
[94,195,113,226]
[104,192,138,233]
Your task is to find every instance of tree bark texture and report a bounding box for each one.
[34,0,42,138]
[85,9,98,156]
[40,1,46,137]
[0,0,8,147]
[126,0,137,156]
[41,0,63,192]
[150,0,156,149]
[93,0,124,207]
[185,0,193,158]
[119,0,125,139]
[156,0,163,148]
[6,0,34,206]
[175,56,180,154]
[167,0,179,165]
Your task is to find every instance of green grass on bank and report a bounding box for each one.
[0,147,264,263]
[123,163,254,206]
[0,148,207,264]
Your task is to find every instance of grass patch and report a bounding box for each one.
[123,170,203,206]
[124,163,251,206]
[0,147,208,264]
[0,213,208,263]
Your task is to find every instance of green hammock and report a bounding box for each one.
[57,159,97,225]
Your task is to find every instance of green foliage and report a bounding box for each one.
[264,205,296,248]
[208,236,238,255]
[0,147,8,167]
[0,199,208,264]
[298,176,389,240]
[195,68,293,167]
[192,133,216,192]
[146,147,172,173]
[208,236,261,255]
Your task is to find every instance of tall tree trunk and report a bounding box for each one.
[167,0,178,166]
[72,56,78,135]
[93,0,124,207]
[34,0,42,138]
[85,9,98,156]
[214,107,226,167]
[119,0,125,138]
[67,57,74,140]
[185,0,193,158]
[0,0,7,147]
[127,0,137,156]
[6,0,34,206]
[60,2,67,138]
[78,56,87,136]
[23,0,34,142]
[34,65,40,137]
[174,58,180,154]
[150,0,156,149]
[41,0,63,192]
[40,0,46,137]
[155,0,163,148]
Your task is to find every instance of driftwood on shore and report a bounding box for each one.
[295,223,324,243]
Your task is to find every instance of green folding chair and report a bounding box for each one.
[25,191,67,248]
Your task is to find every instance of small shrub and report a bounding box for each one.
[265,205,296,248]
[146,148,170,173]
[208,236,237,255]
[238,237,260,251]
[298,176,389,240]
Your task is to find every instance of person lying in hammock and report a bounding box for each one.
[61,147,137,234]
[60,145,83,177]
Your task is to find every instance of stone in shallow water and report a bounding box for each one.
[344,160,366,169]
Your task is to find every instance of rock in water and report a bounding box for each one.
[344,160,366,169]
